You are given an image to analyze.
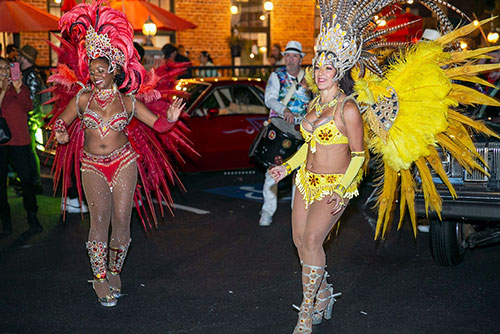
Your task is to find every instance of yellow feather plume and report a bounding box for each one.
[445,63,500,79]
[374,165,398,240]
[449,75,497,89]
[415,158,442,219]
[305,66,319,95]
[447,45,500,64]
[448,109,500,139]
[437,17,497,45]
[399,169,416,237]
[425,146,457,199]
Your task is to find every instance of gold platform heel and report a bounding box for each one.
[86,240,117,307]
[108,239,131,298]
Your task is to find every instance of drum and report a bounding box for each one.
[249,117,304,168]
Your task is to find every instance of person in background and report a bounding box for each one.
[178,44,189,60]
[0,57,43,240]
[6,45,19,64]
[18,45,44,194]
[133,42,145,63]
[271,43,284,66]
[259,41,311,226]
[198,51,218,78]
[161,43,191,79]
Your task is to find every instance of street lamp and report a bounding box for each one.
[142,16,157,46]
[264,1,273,11]
[487,31,499,44]
[230,5,238,15]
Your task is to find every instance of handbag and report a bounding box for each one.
[0,108,12,144]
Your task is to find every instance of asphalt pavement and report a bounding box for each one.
[0,167,499,334]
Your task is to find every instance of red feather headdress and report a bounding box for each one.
[59,0,145,94]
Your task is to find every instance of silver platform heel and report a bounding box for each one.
[86,240,117,307]
[311,271,341,325]
[292,264,325,334]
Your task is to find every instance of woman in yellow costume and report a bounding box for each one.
[270,1,500,333]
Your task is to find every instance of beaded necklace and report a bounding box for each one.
[314,89,342,117]
[94,84,117,111]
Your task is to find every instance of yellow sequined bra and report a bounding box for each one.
[300,97,349,153]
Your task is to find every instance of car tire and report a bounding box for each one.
[429,220,467,266]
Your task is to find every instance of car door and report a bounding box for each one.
[184,83,268,171]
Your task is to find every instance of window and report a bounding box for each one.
[193,85,266,116]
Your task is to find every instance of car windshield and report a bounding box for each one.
[176,82,210,109]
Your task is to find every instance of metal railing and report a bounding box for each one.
[189,65,282,80]
[39,64,310,81]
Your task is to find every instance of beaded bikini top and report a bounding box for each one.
[79,90,135,139]
[300,96,348,153]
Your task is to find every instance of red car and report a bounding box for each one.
[177,78,268,172]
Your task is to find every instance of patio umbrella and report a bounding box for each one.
[109,0,196,31]
[0,0,59,33]
[61,0,77,13]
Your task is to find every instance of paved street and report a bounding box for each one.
[1,168,499,334]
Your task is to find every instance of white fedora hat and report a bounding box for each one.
[281,41,305,57]
[421,29,441,41]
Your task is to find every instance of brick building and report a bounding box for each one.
[15,0,317,67]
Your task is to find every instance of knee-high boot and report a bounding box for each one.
[293,264,325,334]
[108,239,131,298]
[86,240,117,307]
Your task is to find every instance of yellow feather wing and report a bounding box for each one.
[355,23,500,239]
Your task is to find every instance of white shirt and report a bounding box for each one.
[264,71,297,117]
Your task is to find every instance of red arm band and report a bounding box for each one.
[153,117,176,133]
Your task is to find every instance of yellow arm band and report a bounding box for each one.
[333,151,366,197]
[282,144,308,175]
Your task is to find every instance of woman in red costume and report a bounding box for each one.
[49,1,190,307]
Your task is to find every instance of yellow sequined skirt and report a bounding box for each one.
[295,165,361,209]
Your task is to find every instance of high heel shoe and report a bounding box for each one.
[311,285,341,324]
[86,240,117,307]
[91,280,117,307]
[292,264,325,334]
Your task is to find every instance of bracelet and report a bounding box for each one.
[333,184,346,196]
[351,151,366,158]
[283,163,292,175]
[53,118,67,133]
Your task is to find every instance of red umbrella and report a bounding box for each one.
[61,0,77,13]
[0,0,59,33]
[109,0,196,31]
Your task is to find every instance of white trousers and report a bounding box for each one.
[260,171,295,217]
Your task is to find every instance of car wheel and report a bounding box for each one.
[429,220,467,266]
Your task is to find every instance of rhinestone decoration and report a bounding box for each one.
[85,26,126,72]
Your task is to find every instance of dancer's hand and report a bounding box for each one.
[328,192,345,215]
[54,118,69,144]
[167,98,185,122]
[55,130,70,144]
[269,165,287,183]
